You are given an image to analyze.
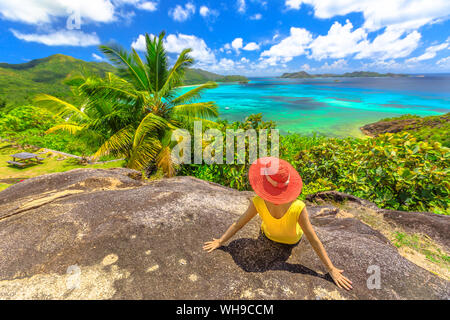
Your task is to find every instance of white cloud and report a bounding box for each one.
[355,27,422,60]
[132,33,216,65]
[232,38,244,52]
[223,38,259,54]
[243,42,260,51]
[317,59,348,71]
[136,1,158,11]
[217,58,235,70]
[199,6,209,16]
[406,39,450,63]
[199,6,218,18]
[361,59,405,71]
[131,34,148,51]
[0,0,115,24]
[237,0,246,13]
[241,57,250,63]
[300,63,312,71]
[169,3,195,22]
[308,20,367,60]
[285,0,450,32]
[259,16,424,66]
[92,53,103,61]
[437,56,450,68]
[0,0,159,25]
[11,29,100,46]
[261,27,313,65]
[250,13,262,20]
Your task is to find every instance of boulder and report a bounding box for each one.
[0,169,448,300]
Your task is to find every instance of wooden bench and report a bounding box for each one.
[7,161,27,167]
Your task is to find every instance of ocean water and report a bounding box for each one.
[180,75,450,137]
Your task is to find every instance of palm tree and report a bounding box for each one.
[80,31,219,175]
[34,73,135,150]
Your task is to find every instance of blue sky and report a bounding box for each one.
[0,0,449,76]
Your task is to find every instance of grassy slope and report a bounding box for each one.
[0,54,115,106]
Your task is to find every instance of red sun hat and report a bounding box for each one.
[249,157,303,205]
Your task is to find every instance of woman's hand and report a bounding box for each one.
[203,238,222,253]
[329,267,353,291]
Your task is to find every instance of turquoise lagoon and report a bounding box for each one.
[181,75,450,137]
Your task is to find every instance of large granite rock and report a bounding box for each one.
[0,169,448,300]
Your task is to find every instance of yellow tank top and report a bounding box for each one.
[252,196,305,245]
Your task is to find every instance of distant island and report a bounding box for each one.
[184,68,248,85]
[280,71,407,79]
[0,54,248,106]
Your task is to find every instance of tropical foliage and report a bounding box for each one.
[378,113,450,148]
[0,105,98,155]
[35,32,219,176]
[182,114,450,215]
[0,53,247,107]
[180,113,278,190]
[294,133,449,214]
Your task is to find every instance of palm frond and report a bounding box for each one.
[171,82,218,105]
[80,78,138,106]
[170,102,219,120]
[34,94,88,122]
[127,136,162,170]
[99,44,148,90]
[45,124,85,135]
[133,113,169,149]
[132,48,151,90]
[156,145,177,177]
[171,115,218,130]
[93,125,134,160]
[160,48,194,98]
[145,32,169,93]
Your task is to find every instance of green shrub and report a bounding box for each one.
[294,132,449,214]
[0,105,99,156]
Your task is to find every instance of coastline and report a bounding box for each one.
[178,80,248,89]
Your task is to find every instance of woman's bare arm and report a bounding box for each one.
[203,200,257,252]
[298,207,353,290]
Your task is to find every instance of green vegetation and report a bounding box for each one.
[0,54,247,108]
[281,70,406,79]
[0,141,125,190]
[378,113,450,147]
[0,105,99,156]
[181,114,449,215]
[184,68,248,85]
[293,133,449,214]
[393,231,450,265]
[0,54,115,106]
[0,36,448,217]
[35,32,218,176]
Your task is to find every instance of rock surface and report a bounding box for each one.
[0,169,448,300]
[360,113,449,137]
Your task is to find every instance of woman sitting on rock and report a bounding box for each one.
[203,157,353,291]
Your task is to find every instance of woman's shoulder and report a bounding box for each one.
[294,199,306,212]
[252,195,263,206]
